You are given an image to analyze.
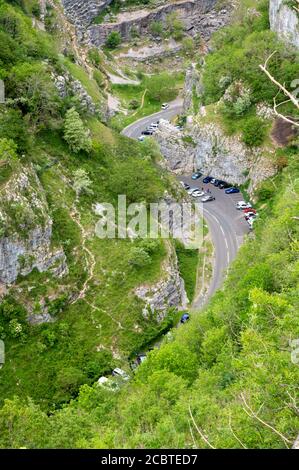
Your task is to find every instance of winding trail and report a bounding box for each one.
[122,102,250,309]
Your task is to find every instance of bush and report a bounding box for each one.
[63,107,92,154]
[128,247,151,268]
[105,31,121,49]
[241,116,266,147]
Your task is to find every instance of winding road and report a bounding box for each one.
[122,101,250,309]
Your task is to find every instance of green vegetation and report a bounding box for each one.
[175,242,198,302]
[0,0,176,411]
[0,0,299,450]
[110,71,184,129]
[202,0,299,145]
[63,108,92,154]
[105,31,122,49]
[2,144,297,448]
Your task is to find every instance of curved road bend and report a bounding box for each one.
[122,102,249,309]
[122,98,184,139]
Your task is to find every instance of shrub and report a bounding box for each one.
[241,116,266,147]
[105,31,121,49]
[63,107,92,154]
[150,21,163,37]
[128,247,151,268]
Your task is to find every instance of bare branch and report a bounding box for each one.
[228,413,247,448]
[259,52,299,127]
[188,404,216,449]
[240,393,292,447]
[273,96,299,127]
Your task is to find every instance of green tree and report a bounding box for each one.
[128,247,151,268]
[105,31,121,49]
[241,116,266,147]
[63,107,92,154]
[73,168,93,197]
[166,12,184,40]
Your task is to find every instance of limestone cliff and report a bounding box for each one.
[135,241,188,321]
[0,166,67,286]
[270,0,299,48]
[154,118,277,195]
[61,0,231,46]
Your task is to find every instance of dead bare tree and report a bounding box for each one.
[259,51,299,127]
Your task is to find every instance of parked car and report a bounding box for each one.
[136,354,147,365]
[236,201,252,210]
[112,368,130,381]
[243,207,256,214]
[218,181,231,189]
[188,187,199,195]
[192,172,202,180]
[201,195,216,202]
[203,176,213,184]
[161,103,169,110]
[245,212,258,221]
[192,190,205,198]
[180,313,190,324]
[213,179,222,187]
[225,187,240,194]
[180,181,190,190]
[142,130,153,136]
[247,218,255,229]
[138,135,145,142]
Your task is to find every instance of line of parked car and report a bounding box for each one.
[180,171,242,203]
[235,200,258,229]
[191,172,241,193]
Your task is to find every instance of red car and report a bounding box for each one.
[243,208,256,214]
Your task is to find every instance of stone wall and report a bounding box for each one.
[0,166,67,285]
[270,0,299,48]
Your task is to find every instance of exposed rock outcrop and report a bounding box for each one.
[54,72,96,115]
[154,118,277,195]
[135,242,188,322]
[183,63,203,114]
[90,1,229,46]
[61,0,113,26]
[270,0,299,48]
[62,0,231,46]
[0,166,67,285]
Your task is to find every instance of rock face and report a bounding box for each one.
[270,0,299,48]
[135,242,188,321]
[183,63,203,114]
[61,0,231,46]
[0,166,67,285]
[54,72,96,115]
[154,118,277,195]
[61,0,113,26]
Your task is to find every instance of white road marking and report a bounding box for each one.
[205,210,231,266]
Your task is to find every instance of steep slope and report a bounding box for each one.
[0,0,298,450]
